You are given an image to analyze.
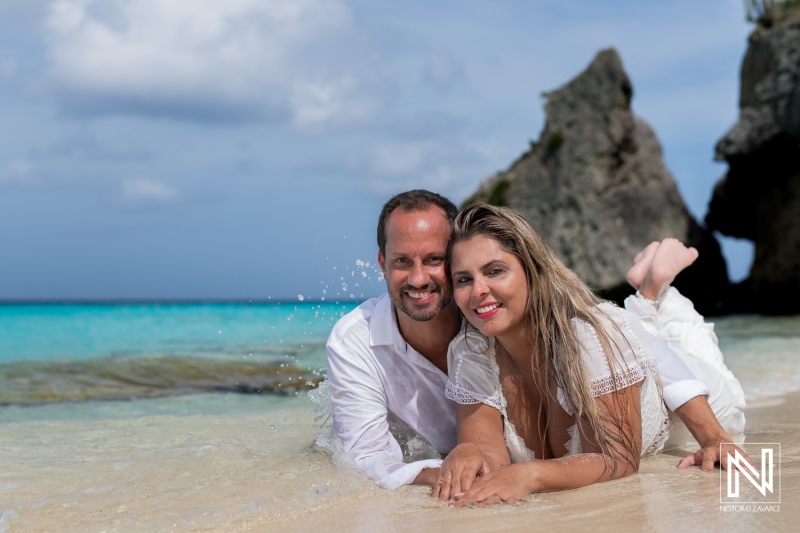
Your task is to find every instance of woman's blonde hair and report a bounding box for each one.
[449,203,640,476]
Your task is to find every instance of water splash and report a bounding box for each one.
[308,381,357,469]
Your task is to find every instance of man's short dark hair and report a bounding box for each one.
[377,189,458,256]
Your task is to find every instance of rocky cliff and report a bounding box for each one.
[465,49,728,314]
[706,15,800,314]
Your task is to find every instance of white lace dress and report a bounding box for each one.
[445,302,671,463]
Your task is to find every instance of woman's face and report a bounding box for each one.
[450,234,528,340]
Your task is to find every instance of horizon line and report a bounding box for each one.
[0,297,368,305]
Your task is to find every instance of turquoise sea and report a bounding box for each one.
[1,302,799,530]
[0,302,357,420]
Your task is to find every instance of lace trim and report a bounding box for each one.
[445,380,503,410]
[645,411,671,455]
[635,290,659,306]
[589,357,658,396]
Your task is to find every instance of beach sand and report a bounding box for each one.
[277,393,799,532]
[1,392,796,532]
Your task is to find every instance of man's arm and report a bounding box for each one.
[648,334,752,470]
[673,395,752,471]
[326,340,441,489]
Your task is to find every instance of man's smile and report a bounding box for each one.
[406,289,437,301]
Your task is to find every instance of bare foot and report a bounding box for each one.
[626,241,660,290]
[639,238,699,301]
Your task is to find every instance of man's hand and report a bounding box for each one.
[673,396,752,472]
[433,443,491,501]
[679,441,753,472]
[413,466,441,489]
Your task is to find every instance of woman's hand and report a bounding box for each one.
[433,443,492,501]
[450,463,534,507]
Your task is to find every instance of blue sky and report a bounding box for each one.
[0,0,755,300]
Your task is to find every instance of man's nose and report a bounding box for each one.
[408,260,430,288]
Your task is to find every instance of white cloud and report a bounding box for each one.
[45,0,378,130]
[121,178,177,205]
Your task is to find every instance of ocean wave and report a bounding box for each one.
[0,356,323,406]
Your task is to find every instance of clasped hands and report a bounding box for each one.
[430,443,530,507]
[429,440,754,508]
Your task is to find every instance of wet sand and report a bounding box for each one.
[1,392,796,532]
[281,393,799,532]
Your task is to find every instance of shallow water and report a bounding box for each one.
[0,398,379,531]
[1,308,798,531]
[715,314,800,401]
[0,302,353,407]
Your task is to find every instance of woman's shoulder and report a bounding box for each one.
[445,323,502,407]
[448,322,489,354]
[447,323,493,378]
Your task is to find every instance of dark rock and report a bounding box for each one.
[465,49,728,314]
[706,16,800,314]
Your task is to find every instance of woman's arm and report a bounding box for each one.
[451,384,642,506]
[434,402,510,501]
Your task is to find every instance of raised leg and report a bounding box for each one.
[626,241,660,290]
[638,238,698,302]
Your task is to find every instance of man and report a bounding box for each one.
[326,189,743,490]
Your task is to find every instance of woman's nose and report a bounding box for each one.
[471,277,488,300]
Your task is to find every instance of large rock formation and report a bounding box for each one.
[706,15,800,314]
[465,49,728,314]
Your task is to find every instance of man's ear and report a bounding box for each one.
[377,250,386,273]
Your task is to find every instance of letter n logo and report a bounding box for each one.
[727,448,772,497]
[720,443,780,504]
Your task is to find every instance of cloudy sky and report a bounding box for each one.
[0,0,755,301]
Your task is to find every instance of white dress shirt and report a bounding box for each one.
[326,294,454,489]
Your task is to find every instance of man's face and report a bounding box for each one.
[378,206,452,322]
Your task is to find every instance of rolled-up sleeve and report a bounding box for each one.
[648,333,709,411]
[326,340,441,489]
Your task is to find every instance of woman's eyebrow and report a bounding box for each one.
[451,259,506,277]
[480,259,506,270]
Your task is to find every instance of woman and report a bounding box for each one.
[437,203,745,506]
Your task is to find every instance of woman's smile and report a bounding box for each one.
[474,302,502,318]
